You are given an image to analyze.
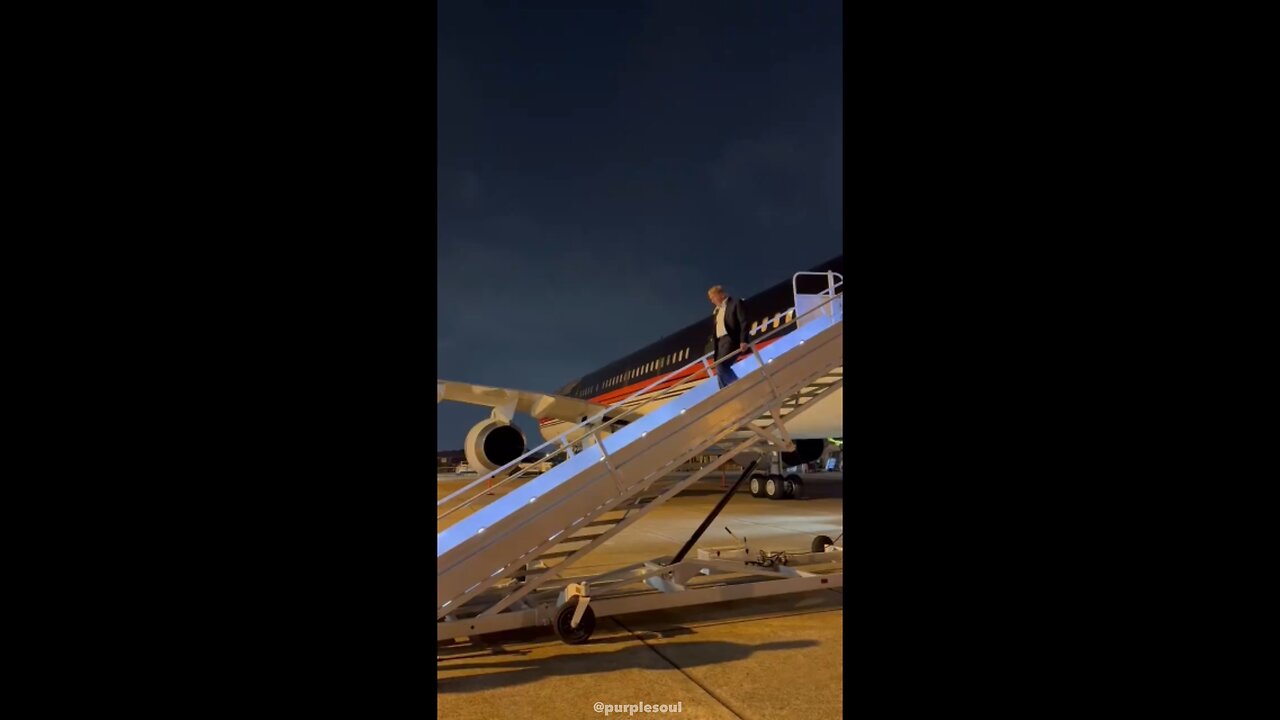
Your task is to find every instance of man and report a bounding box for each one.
[707,285,749,389]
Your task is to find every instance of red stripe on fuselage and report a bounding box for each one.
[536,337,783,425]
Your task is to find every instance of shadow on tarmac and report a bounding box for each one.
[437,639,817,693]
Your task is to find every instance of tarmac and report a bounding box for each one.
[437,471,845,720]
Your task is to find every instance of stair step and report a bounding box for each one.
[583,518,623,528]
[534,549,580,561]
[563,530,609,543]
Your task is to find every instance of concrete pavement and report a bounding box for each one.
[437,472,845,720]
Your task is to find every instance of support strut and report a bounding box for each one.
[669,456,761,565]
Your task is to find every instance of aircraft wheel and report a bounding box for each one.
[553,597,596,645]
[764,474,784,499]
[782,478,795,498]
[785,474,803,498]
[812,535,834,553]
[749,473,766,498]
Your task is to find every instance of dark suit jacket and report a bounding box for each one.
[709,296,748,348]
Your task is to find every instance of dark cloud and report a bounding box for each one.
[437,1,842,449]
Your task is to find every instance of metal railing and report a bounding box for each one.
[437,275,844,520]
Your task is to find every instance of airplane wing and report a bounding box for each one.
[437,380,612,425]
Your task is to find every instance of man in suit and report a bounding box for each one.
[707,285,749,389]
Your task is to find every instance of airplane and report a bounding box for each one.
[437,254,843,484]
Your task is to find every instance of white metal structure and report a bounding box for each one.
[438,273,843,644]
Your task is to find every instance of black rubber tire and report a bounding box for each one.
[812,535,834,553]
[782,478,794,498]
[553,597,596,645]
[765,474,784,499]
[785,474,803,498]
[749,473,766,498]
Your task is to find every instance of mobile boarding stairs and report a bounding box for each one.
[438,272,844,645]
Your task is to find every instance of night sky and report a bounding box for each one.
[437,0,843,450]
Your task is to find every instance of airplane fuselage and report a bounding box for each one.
[537,255,843,443]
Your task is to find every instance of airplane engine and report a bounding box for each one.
[464,420,527,473]
[781,439,826,467]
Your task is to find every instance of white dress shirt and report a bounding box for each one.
[715,300,728,338]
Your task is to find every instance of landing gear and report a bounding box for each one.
[751,452,807,501]
[764,474,784,499]
[553,596,596,645]
[785,474,803,498]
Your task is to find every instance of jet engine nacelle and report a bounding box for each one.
[463,420,527,473]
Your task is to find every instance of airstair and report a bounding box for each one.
[438,272,844,644]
